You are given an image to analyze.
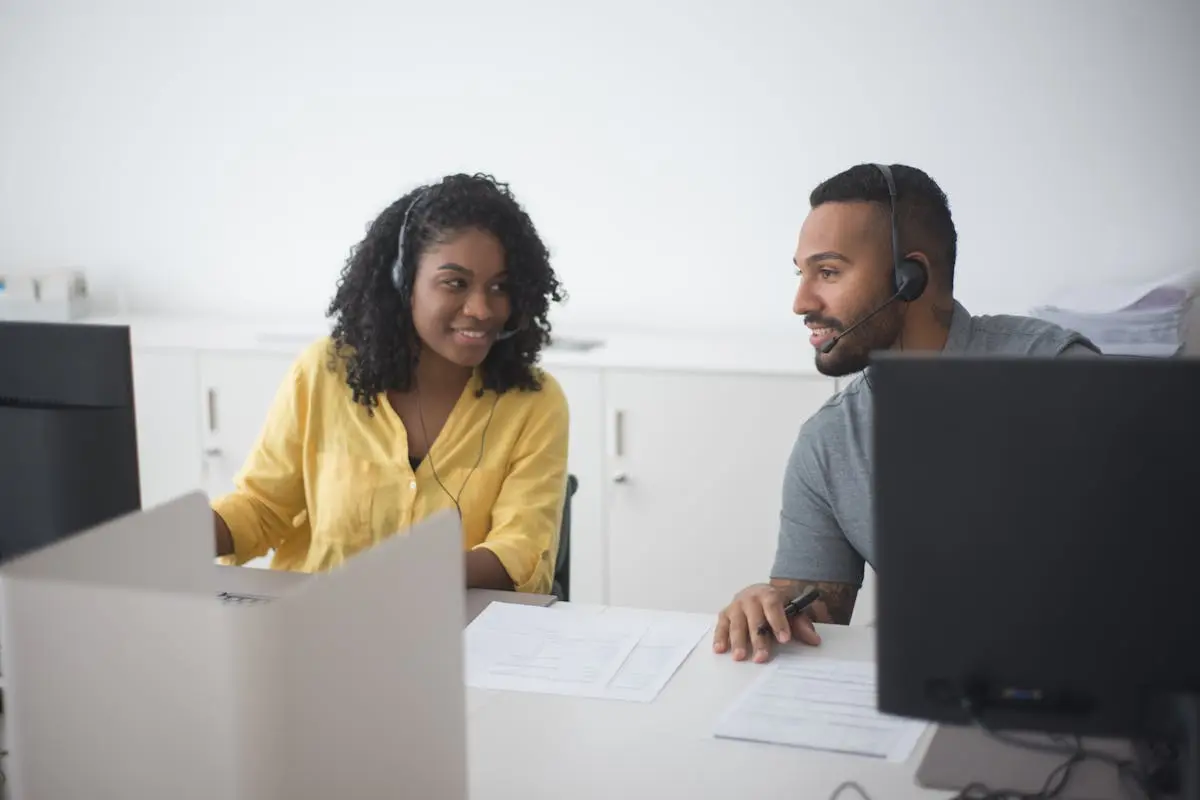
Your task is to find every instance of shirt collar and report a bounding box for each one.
[941,300,972,354]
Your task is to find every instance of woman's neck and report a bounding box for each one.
[412,351,473,398]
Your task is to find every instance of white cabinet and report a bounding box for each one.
[602,370,836,614]
[131,348,203,509]
[547,366,605,604]
[197,351,298,500]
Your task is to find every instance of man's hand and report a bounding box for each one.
[712,582,822,663]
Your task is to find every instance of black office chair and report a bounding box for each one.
[551,474,578,602]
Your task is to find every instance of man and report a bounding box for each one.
[713,163,1097,663]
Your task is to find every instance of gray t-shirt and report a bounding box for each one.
[770,300,1099,586]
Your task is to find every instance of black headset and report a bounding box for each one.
[390,187,431,298]
[873,163,928,303]
[387,184,502,522]
[390,184,526,341]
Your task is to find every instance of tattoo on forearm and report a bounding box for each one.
[772,579,858,626]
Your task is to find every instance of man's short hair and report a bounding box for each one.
[809,163,958,289]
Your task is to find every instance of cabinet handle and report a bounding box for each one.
[204,447,223,458]
[611,472,628,484]
[207,388,218,433]
[609,409,624,458]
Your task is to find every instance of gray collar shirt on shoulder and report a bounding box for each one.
[769,300,1099,587]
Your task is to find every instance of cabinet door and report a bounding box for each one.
[131,348,203,509]
[197,351,298,500]
[853,565,877,627]
[546,366,605,604]
[199,351,299,569]
[603,370,836,614]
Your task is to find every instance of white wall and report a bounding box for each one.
[1,0,1197,335]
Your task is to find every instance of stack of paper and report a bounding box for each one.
[1030,270,1200,357]
[464,603,711,703]
[713,655,927,763]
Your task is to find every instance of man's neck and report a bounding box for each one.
[897,296,956,352]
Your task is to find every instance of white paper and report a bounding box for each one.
[464,604,710,702]
[713,655,927,763]
[1040,269,1200,315]
[1028,269,1200,357]
[465,603,644,695]
[595,609,712,702]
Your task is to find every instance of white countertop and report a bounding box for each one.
[82,313,828,378]
[467,604,946,800]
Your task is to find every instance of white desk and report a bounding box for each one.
[0,597,948,800]
[465,602,950,800]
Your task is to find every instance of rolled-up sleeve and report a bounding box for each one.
[770,424,865,587]
[474,374,570,593]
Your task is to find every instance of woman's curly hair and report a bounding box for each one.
[327,173,565,410]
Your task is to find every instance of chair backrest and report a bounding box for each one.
[552,474,578,602]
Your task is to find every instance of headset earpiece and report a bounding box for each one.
[895,257,927,302]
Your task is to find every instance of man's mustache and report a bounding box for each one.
[804,316,844,331]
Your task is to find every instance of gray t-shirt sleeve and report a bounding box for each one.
[769,424,865,587]
[1060,341,1101,356]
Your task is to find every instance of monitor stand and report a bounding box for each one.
[1173,694,1199,800]
[915,725,1147,800]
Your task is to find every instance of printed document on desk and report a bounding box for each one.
[465,603,710,702]
[594,607,713,702]
[713,655,927,763]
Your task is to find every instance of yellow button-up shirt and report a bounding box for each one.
[211,337,569,593]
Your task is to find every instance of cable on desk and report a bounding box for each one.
[824,717,1157,800]
[829,781,873,800]
[968,718,1155,800]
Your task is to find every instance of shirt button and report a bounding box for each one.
[409,481,417,490]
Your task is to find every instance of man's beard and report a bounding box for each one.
[810,298,904,378]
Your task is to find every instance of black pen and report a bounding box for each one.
[757,588,821,637]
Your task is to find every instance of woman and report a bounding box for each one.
[212,173,569,593]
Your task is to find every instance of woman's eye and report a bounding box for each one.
[442,278,466,289]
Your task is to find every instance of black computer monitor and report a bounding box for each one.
[871,354,1200,797]
[0,320,141,562]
